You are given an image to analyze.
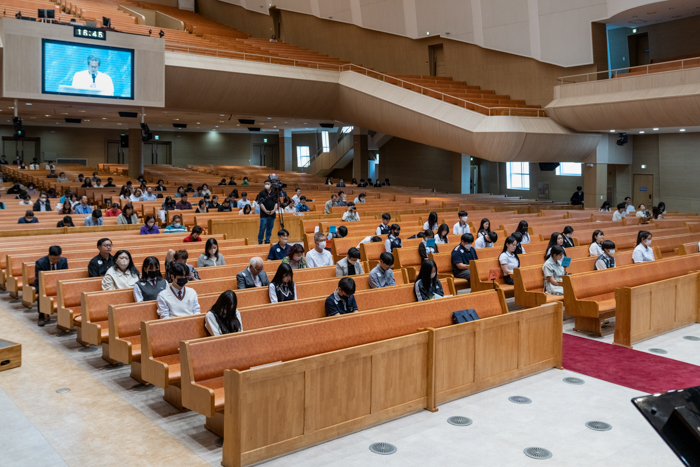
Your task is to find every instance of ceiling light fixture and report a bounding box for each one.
[653,128,659,131]
[680,128,686,132]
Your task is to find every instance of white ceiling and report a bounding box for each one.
[604,0,700,27]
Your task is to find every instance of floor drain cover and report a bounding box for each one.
[447,416,473,426]
[214,439,223,448]
[648,348,668,354]
[683,336,700,341]
[586,421,612,431]
[523,447,552,460]
[509,396,532,404]
[369,442,397,455]
[563,377,585,385]
[56,388,70,393]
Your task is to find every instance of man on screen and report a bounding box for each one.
[71,55,114,96]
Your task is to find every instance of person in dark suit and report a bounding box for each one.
[18,210,38,223]
[336,178,346,187]
[34,246,68,326]
[570,186,584,206]
[236,257,270,289]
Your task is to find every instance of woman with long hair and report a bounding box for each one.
[133,256,167,302]
[477,218,491,238]
[196,199,208,213]
[119,185,131,200]
[498,236,520,285]
[562,226,575,248]
[414,259,443,301]
[542,245,566,295]
[197,238,226,267]
[117,203,139,224]
[423,212,439,231]
[268,263,297,303]
[599,201,611,212]
[102,250,140,290]
[435,223,450,245]
[281,244,307,269]
[204,290,242,336]
[515,220,530,244]
[544,232,566,260]
[58,199,73,215]
[589,230,605,257]
[632,231,655,263]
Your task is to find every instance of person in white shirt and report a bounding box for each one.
[589,230,605,257]
[291,188,302,206]
[71,54,115,96]
[342,205,361,222]
[624,197,635,214]
[142,187,157,201]
[102,250,140,290]
[204,290,242,336]
[453,211,470,236]
[238,192,251,208]
[156,262,201,318]
[129,189,144,202]
[612,202,626,222]
[353,193,366,204]
[475,231,498,249]
[498,236,520,285]
[423,212,439,231]
[29,163,40,170]
[377,213,391,236]
[514,220,530,244]
[632,231,655,263]
[636,204,651,219]
[595,240,617,270]
[599,201,611,212]
[306,232,334,268]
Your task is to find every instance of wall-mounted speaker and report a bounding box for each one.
[538,163,560,171]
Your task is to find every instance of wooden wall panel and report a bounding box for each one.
[371,343,428,412]
[477,321,520,379]
[435,331,475,393]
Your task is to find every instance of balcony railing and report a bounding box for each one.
[557,56,700,86]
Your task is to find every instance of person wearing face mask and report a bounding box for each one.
[18,210,39,224]
[595,240,617,271]
[418,230,439,261]
[84,209,104,226]
[306,233,334,268]
[157,262,201,319]
[140,214,160,235]
[33,193,51,212]
[384,224,403,252]
[164,249,200,282]
[336,248,364,277]
[562,226,575,248]
[453,211,470,236]
[542,245,566,295]
[282,244,308,269]
[102,250,140,291]
[268,229,291,260]
[34,246,68,326]
[268,263,297,303]
[632,231,655,263]
[236,257,270,289]
[589,230,605,257]
[133,257,167,302]
[353,193,366,204]
[26,184,38,197]
[205,290,242,335]
[256,179,279,245]
[368,252,396,288]
[414,260,443,301]
[198,238,226,267]
[498,236,520,286]
[451,233,478,281]
[165,215,187,233]
[325,277,358,316]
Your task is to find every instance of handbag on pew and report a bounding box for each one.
[452,308,479,324]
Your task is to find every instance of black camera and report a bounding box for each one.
[268,173,286,189]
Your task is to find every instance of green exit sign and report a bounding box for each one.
[155,135,159,140]
[264,138,268,143]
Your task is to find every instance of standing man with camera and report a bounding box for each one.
[257,178,279,244]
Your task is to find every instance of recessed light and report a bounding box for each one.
[174,118,179,121]
[609,129,615,132]
[9,107,14,109]
[426,31,430,35]
[85,119,90,121]
[117,123,122,125]
[79,110,85,113]
[196,122,200,124]
[653,128,659,131]
[680,129,686,132]
[45,115,50,117]
[25,103,32,105]
[215,126,219,127]
[267,117,271,120]
[102,118,107,120]
[639,131,645,134]
[220,114,225,116]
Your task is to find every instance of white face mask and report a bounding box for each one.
[608,249,615,256]
[173,222,181,228]
[464,243,472,250]
[645,239,652,246]
[348,259,357,265]
[430,272,437,279]
[566,234,572,238]
[461,217,468,222]
[147,222,155,228]
[318,241,327,249]
[264,184,271,190]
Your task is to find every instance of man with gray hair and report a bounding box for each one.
[71,54,114,96]
[236,257,270,289]
[306,232,334,268]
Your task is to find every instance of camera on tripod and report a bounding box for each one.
[268,173,286,190]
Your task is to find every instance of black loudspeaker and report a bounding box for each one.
[320,123,335,128]
[102,16,111,28]
[617,133,628,146]
[47,9,55,19]
[538,163,560,171]
[37,9,45,18]
[120,134,129,148]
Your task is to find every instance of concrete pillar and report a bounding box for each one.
[128,127,143,179]
[583,163,607,209]
[279,129,293,172]
[352,127,369,182]
[461,155,472,194]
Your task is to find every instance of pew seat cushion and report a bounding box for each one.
[153,354,182,382]
[543,294,563,303]
[582,293,616,313]
[121,336,141,359]
[198,376,225,411]
[73,314,82,324]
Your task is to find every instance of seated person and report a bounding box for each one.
[104,178,116,188]
[34,246,68,326]
[156,262,201,318]
[542,245,566,295]
[57,216,75,227]
[33,193,51,212]
[237,192,251,208]
[73,196,93,215]
[451,233,478,281]
[84,209,103,226]
[306,233,333,268]
[295,195,310,212]
[414,260,443,301]
[292,188,302,205]
[47,169,58,179]
[589,230,605,257]
[633,231,655,263]
[197,238,226,267]
[612,202,626,221]
[105,203,121,217]
[377,213,391,235]
[595,240,616,270]
[239,204,252,215]
[164,215,187,233]
[241,177,250,186]
[281,244,307,269]
[324,194,338,214]
[498,236,520,286]
[228,176,237,185]
[162,196,177,211]
[268,229,291,260]
[219,178,228,186]
[183,225,203,242]
[435,224,450,245]
[385,224,403,252]
[142,187,157,201]
[336,247,364,277]
[236,257,270,289]
[18,210,38,224]
[165,249,200,282]
[102,250,140,291]
[140,215,160,235]
[133,256,167,302]
[353,193,366,204]
[19,195,33,206]
[418,230,439,260]
[636,204,651,218]
[325,277,358,316]
[453,211,470,236]
[368,252,396,288]
[475,231,498,249]
[208,195,221,210]
[511,232,525,254]
[205,290,242,335]
[268,263,297,303]
[117,203,138,225]
[218,199,233,212]
[175,194,193,210]
[342,204,360,222]
[184,183,195,193]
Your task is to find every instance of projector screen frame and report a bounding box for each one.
[41,38,135,100]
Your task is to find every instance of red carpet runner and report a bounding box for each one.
[562,334,700,394]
